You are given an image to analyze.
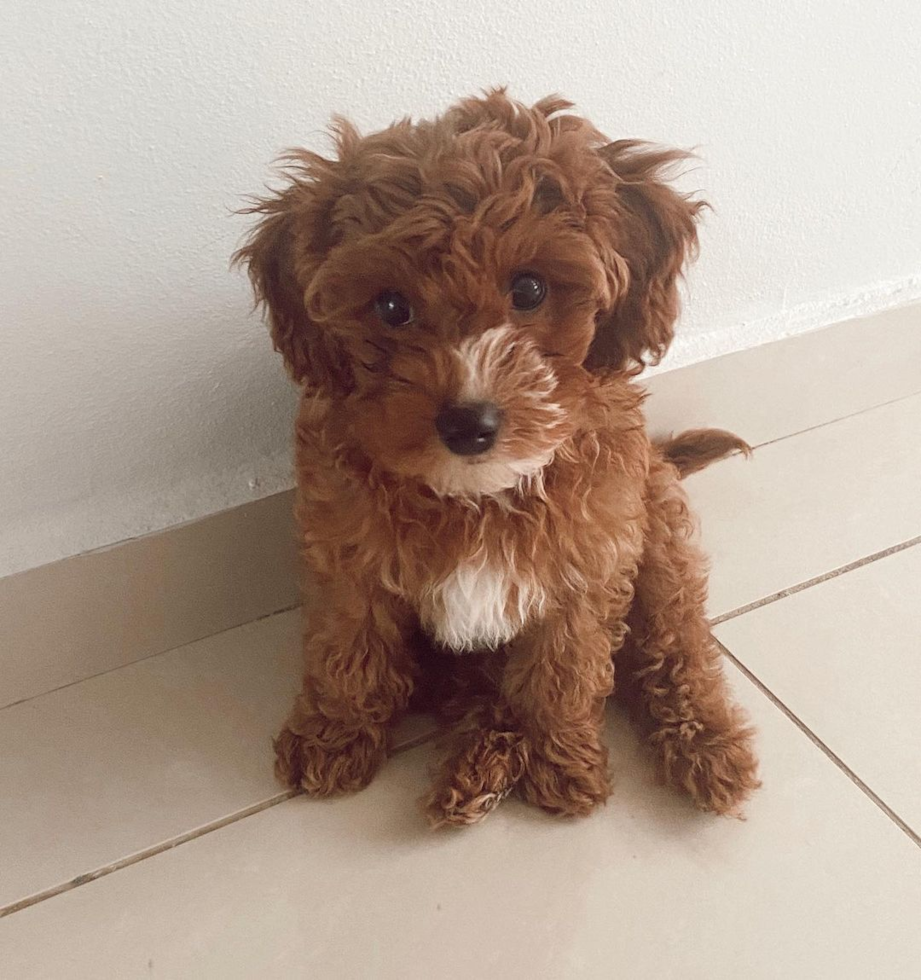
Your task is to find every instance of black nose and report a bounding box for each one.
[435,402,502,456]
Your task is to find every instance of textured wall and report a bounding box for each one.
[2,0,920,575]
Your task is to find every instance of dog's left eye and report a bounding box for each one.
[374,290,414,327]
[509,272,547,311]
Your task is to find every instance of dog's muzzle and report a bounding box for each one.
[435,401,502,456]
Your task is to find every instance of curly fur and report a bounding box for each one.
[658,428,752,477]
[235,89,759,828]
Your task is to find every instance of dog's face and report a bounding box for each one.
[236,92,701,496]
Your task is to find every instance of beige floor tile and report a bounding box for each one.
[716,543,921,835]
[0,490,299,708]
[644,304,921,447]
[0,609,436,911]
[684,392,921,618]
[2,668,919,980]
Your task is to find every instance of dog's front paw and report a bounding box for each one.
[519,747,612,817]
[274,719,387,796]
[424,729,525,829]
[656,723,761,816]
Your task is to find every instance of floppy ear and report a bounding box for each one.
[584,141,704,374]
[233,153,351,392]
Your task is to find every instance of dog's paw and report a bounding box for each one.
[657,724,761,816]
[273,720,387,796]
[423,729,525,829]
[425,783,512,829]
[519,752,612,817]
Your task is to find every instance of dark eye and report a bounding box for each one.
[373,290,414,327]
[509,272,547,311]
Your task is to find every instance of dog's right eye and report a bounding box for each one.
[374,291,414,327]
[510,272,547,311]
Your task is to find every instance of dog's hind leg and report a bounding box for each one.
[619,458,760,815]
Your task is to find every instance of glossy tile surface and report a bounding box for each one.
[2,671,919,980]
[717,543,921,833]
[686,393,921,618]
[0,608,436,910]
[644,304,921,447]
[0,491,300,708]
[4,313,921,978]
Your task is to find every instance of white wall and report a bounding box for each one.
[2,0,920,576]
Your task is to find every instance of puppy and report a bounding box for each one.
[235,90,759,827]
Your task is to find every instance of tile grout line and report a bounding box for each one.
[6,412,920,914]
[6,533,921,915]
[1,601,303,712]
[0,732,441,920]
[0,790,294,919]
[742,388,921,454]
[716,639,921,850]
[709,535,921,627]
[8,549,921,919]
[6,531,920,916]
[3,348,918,917]
[8,529,918,712]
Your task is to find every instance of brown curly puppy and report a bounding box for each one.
[236,90,760,828]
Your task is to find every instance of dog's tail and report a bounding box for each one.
[657,428,752,478]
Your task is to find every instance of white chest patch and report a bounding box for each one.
[420,559,544,653]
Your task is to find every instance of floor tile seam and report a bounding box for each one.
[0,731,441,920]
[710,536,921,627]
[1,602,303,712]
[716,639,921,850]
[743,388,921,453]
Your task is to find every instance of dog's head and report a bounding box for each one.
[235,91,702,496]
